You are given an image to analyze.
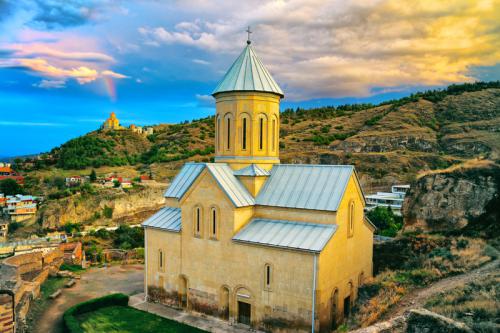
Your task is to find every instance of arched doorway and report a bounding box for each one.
[220,286,230,320]
[343,282,353,319]
[330,288,339,330]
[178,275,188,309]
[234,286,252,326]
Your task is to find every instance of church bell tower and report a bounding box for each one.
[212,30,284,170]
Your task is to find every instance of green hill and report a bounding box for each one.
[20,81,500,188]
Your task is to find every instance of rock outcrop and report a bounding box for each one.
[39,185,166,228]
[403,164,499,234]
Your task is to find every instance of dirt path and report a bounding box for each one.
[32,264,144,333]
[382,256,500,319]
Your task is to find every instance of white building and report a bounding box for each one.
[365,184,410,215]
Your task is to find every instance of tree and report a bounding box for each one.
[366,206,403,237]
[89,169,97,182]
[0,178,23,195]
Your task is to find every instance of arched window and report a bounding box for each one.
[210,207,218,240]
[158,249,163,270]
[216,115,221,152]
[194,206,202,237]
[271,117,277,152]
[264,264,272,289]
[242,117,247,150]
[227,118,231,149]
[348,200,355,237]
[259,117,264,150]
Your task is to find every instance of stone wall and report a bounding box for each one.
[0,247,64,331]
[0,294,14,333]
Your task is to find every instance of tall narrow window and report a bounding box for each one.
[264,264,272,289]
[242,118,247,150]
[158,250,163,270]
[217,116,221,151]
[271,118,276,152]
[348,201,355,237]
[266,265,271,285]
[227,118,231,149]
[194,206,201,237]
[211,207,217,239]
[259,118,264,150]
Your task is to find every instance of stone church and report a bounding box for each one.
[142,38,375,332]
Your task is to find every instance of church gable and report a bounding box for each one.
[164,162,254,208]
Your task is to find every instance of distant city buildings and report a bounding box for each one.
[365,184,410,215]
[0,163,24,185]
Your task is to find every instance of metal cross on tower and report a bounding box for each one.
[246,26,252,44]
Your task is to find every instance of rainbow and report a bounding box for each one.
[103,76,117,102]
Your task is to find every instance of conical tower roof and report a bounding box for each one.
[212,44,283,97]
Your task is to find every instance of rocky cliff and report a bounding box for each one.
[403,163,500,235]
[39,185,166,228]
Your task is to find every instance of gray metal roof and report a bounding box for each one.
[164,163,205,199]
[233,218,337,253]
[233,164,270,177]
[142,207,181,232]
[164,162,254,207]
[212,44,284,97]
[256,164,354,212]
[206,163,255,207]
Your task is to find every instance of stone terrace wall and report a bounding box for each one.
[0,294,14,333]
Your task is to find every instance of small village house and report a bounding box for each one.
[65,175,87,187]
[142,37,374,332]
[0,163,24,185]
[4,195,38,222]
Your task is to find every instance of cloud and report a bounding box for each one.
[0,121,66,127]
[32,79,66,89]
[141,0,500,100]
[102,70,129,79]
[195,94,214,107]
[0,57,128,85]
[192,59,210,65]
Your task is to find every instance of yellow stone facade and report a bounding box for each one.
[143,42,374,332]
[214,92,280,170]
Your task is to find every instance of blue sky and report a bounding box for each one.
[0,0,499,157]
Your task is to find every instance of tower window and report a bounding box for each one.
[271,118,276,152]
[217,116,221,151]
[227,118,231,149]
[242,117,247,150]
[259,118,264,150]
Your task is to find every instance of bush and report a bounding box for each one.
[103,206,113,219]
[0,178,23,195]
[63,293,129,332]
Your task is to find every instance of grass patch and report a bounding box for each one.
[26,277,69,330]
[60,263,85,272]
[425,274,499,333]
[77,305,206,333]
[348,235,494,329]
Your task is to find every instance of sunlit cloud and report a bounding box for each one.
[140,0,500,99]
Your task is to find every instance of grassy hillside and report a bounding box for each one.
[19,81,500,190]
